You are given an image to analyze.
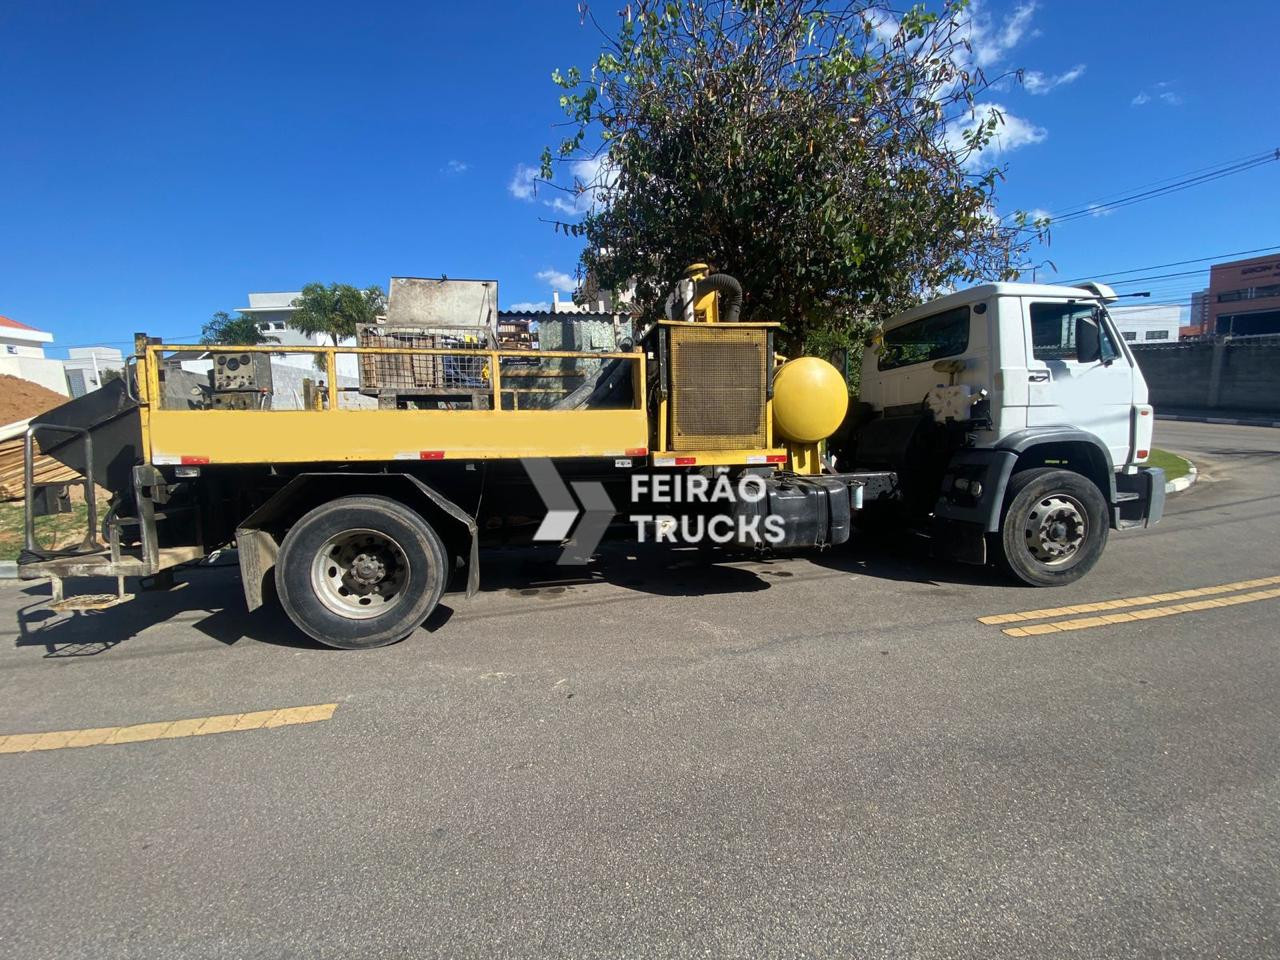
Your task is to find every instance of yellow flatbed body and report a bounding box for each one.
[137,340,787,468]
[148,407,652,464]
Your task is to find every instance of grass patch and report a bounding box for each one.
[0,499,106,562]
[1147,448,1191,483]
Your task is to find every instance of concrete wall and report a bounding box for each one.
[1132,336,1280,414]
[0,355,69,395]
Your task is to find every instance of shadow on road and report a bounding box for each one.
[9,531,1010,657]
[476,541,773,598]
[11,569,321,657]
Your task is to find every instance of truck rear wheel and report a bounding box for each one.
[995,467,1108,587]
[275,496,447,649]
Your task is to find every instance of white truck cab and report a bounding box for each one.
[840,282,1164,586]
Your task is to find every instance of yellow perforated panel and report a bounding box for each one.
[669,326,768,451]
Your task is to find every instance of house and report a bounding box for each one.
[238,292,359,378]
[63,346,125,397]
[0,315,69,396]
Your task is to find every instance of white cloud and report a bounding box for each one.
[965,0,1038,69]
[866,9,898,44]
[544,195,580,215]
[508,164,538,200]
[1087,203,1112,218]
[1132,83,1182,107]
[506,301,551,313]
[946,102,1047,168]
[442,159,469,174]
[1024,63,1085,94]
[508,154,616,217]
[1028,207,1053,222]
[536,269,577,294]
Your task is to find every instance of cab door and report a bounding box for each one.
[1023,298,1134,466]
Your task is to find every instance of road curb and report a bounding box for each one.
[0,560,17,581]
[1157,413,1280,428]
[1166,460,1197,495]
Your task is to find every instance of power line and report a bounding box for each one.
[1058,244,1280,285]
[57,331,204,350]
[1109,268,1217,285]
[1039,151,1278,228]
[1052,148,1280,214]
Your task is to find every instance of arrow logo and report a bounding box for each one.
[522,458,617,565]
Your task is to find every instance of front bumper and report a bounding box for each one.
[1115,466,1165,529]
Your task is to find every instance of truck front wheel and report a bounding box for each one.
[275,496,447,649]
[995,468,1108,587]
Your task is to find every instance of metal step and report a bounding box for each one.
[106,505,196,527]
[50,592,134,613]
[18,545,206,581]
[1114,491,1140,503]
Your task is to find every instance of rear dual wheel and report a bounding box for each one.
[276,496,447,649]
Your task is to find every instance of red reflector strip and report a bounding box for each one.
[625,447,648,457]
[180,456,210,465]
[419,451,445,460]
[674,456,697,466]
[1136,449,1149,458]
[766,454,788,463]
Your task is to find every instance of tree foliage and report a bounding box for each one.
[542,0,1044,352]
[290,283,387,347]
[201,311,279,346]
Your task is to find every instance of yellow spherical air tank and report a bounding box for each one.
[772,357,849,443]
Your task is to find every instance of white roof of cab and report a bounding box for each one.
[884,281,1115,330]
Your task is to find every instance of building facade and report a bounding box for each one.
[1207,254,1280,336]
[0,315,69,396]
[1187,289,1210,338]
[238,292,359,378]
[1108,304,1181,345]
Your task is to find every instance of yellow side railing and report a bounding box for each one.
[142,343,644,413]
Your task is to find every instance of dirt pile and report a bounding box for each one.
[0,374,69,426]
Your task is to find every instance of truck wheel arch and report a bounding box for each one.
[234,472,479,612]
[998,428,1116,507]
[935,428,1117,536]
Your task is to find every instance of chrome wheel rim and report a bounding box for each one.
[1024,494,1087,566]
[310,528,408,619]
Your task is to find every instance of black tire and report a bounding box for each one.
[995,467,1109,587]
[275,495,447,649]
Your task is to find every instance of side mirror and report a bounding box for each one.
[1076,314,1102,364]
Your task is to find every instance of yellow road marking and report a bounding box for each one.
[1001,587,1280,637]
[0,703,338,755]
[978,575,1280,625]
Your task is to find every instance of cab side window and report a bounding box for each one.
[878,305,970,371]
[1029,302,1121,362]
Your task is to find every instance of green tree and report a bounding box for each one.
[201,310,279,345]
[290,283,387,348]
[541,0,1046,354]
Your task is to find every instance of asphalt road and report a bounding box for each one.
[1,420,1277,959]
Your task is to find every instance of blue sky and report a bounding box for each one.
[2,0,1277,356]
